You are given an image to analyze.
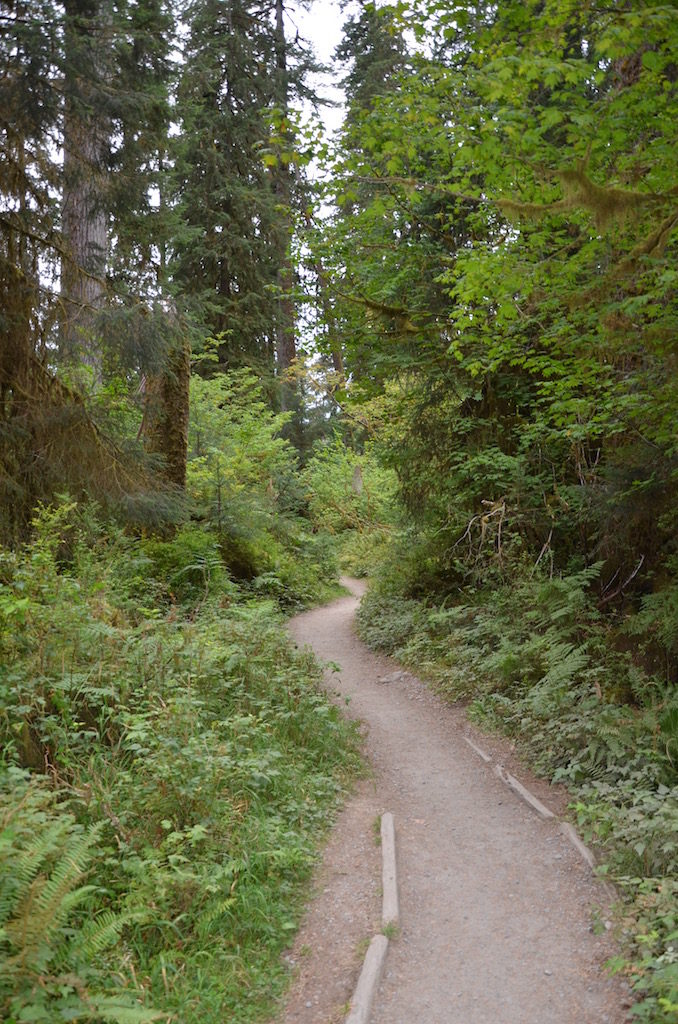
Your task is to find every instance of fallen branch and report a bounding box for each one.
[599,555,645,606]
[531,528,553,576]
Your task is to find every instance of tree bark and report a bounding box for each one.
[61,0,109,382]
[142,325,191,490]
[272,0,296,411]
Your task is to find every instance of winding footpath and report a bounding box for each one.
[278,579,629,1024]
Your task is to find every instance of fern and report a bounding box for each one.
[540,639,590,691]
[75,909,138,960]
[33,827,100,941]
[626,580,678,657]
[0,774,157,1024]
[9,820,66,892]
[195,896,237,939]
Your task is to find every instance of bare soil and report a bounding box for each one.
[272,580,631,1024]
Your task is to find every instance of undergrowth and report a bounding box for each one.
[186,370,340,610]
[357,561,678,1022]
[0,501,361,1023]
[302,435,399,578]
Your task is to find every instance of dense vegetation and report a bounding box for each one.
[1,0,677,1022]
[0,379,362,1023]
[1,514,358,1022]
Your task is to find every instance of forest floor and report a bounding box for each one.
[271,579,632,1024]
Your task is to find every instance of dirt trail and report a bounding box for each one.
[276,580,629,1024]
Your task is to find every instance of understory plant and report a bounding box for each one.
[0,501,361,1023]
[186,369,339,608]
[303,434,400,576]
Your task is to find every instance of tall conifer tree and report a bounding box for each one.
[0,0,187,519]
[172,0,282,372]
[171,0,317,424]
[272,0,297,406]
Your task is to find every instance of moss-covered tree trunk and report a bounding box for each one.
[143,331,191,489]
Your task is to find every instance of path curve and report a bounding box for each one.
[278,580,629,1024]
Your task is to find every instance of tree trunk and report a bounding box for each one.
[143,326,191,490]
[61,0,109,382]
[272,0,296,411]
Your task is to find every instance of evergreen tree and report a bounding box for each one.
[171,0,318,432]
[336,0,408,122]
[108,0,175,299]
[272,0,297,406]
[0,0,186,526]
[324,2,450,390]
[0,0,62,374]
[172,0,284,374]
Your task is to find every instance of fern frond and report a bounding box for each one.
[4,824,99,966]
[74,908,144,959]
[11,820,65,895]
[34,825,101,938]
[195,896,236,939]
[541,641,589,689]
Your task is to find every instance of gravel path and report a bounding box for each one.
[275,580,630,1024]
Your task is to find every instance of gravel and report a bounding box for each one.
[271,580,631,1024]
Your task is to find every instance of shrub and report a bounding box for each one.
[140,526,227,605]
[0,502,361,1023]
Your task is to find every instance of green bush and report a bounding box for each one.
[184,371,339,605]
[0,502,361,1024]
[140,526,227,605]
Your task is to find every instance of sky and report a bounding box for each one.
[296,0,346,65]
[295,0,351,137]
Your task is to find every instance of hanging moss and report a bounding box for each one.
[498,161,675,230]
